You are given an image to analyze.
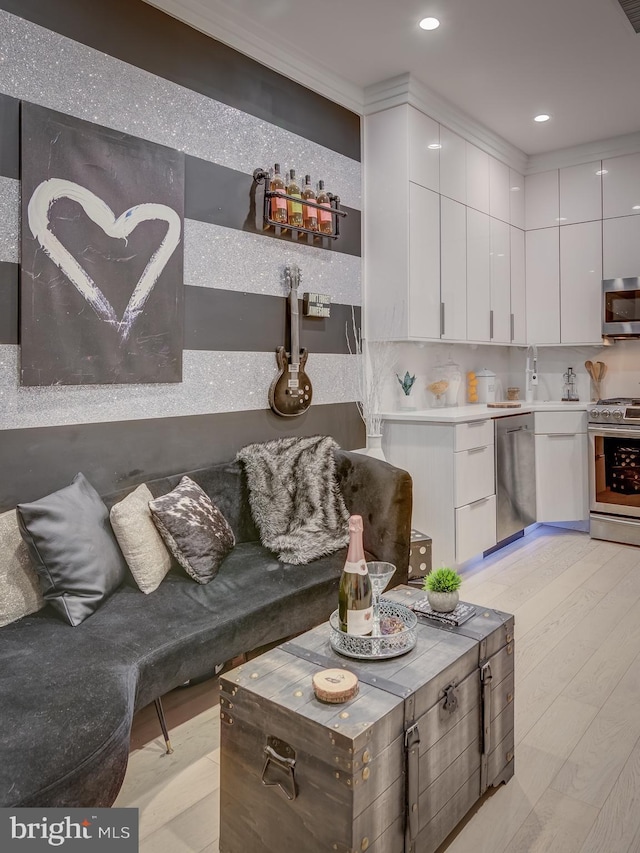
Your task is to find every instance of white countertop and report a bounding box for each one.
[381,400,588,424]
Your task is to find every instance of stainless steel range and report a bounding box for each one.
[589,398,640,545]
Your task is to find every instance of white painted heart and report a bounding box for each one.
[27,178,182,342]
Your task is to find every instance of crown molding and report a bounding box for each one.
[527,130,640,173]
[143,0,364,116]
[364,73,529,174]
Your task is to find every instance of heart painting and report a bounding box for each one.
[20,104,185,386]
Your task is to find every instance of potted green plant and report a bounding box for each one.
[396,370,417,410]
[423,566,462,613]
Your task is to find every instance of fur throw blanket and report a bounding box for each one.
[236,436,350,565]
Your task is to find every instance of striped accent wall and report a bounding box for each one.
[0,1,363,507]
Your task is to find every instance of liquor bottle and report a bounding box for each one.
[316,179,333,235]
[338,515,373,635]
[301,174,318,231]
[269,163,288,224]
[287,169,303,227]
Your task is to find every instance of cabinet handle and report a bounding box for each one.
[467,446,487,454]
[440,302,445,336]
[510,313,515,342]
[490,310,494,340]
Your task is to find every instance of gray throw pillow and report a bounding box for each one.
[0,509,45,627]
[110,484,172,594]
[149,476,235,584]
[16,473,128,626]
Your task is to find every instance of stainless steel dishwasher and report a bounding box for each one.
[495,413,536,542]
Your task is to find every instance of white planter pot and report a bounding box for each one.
[427,590,459,613]
[364,434,386,461]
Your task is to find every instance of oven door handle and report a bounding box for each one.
[588,426,640,438]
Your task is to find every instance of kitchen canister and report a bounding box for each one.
[475,368,497,404]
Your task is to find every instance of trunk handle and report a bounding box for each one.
[261,736,297,800]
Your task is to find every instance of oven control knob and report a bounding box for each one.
[613,409,624,420]
[589,409,600,418]
[600,409,611,419]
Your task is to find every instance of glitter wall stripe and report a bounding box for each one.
[0,345,360,431]
[0,0,360,162]
[0,11,361,210]
[0,262,361,352]
[0,402,364,510]
[0,176,19,263]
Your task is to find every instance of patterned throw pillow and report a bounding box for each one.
[110,484,173,594]
[149,476,235,584]
[0,509,46,627]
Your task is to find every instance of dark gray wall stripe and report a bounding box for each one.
[0,94,19,179]
[0,262,18,344]
[184,288,360,354]
[184,156,361,257]
[0,0,360,162]
[0,265,360,352]
[0,403,364,510]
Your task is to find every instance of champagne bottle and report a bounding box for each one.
[287,169,303,227]
[316,179,333,235]
[269,163,288,224]
[338,515,373,635]
[301,174,318,231]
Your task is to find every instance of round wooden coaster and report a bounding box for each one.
[312,669,359,704]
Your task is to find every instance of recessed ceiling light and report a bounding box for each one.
[534,114,551,122]
[555,217,568,222]
[633,205,640,210]
[419,17,440,30]
[510,186,521,192]
[427,143,442,149]
[596,169,608,176]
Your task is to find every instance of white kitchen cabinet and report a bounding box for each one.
[440,196,467,340]
[466,142,490,214]
[467,208,491,341]
[534,411,588,523]
[525,170,560,230]
[603,216,640,279]
[489,156,510,223]
[439,126,466,204]
[383,418,496,568]
[408,183,441,338]
[602,152,640,219]
[409,107,440,193]
[559,161,602,225]
[526,227,560,344]
[510,227,526,344]
[560,221,603,344]
[509,170,525,229]
[490,217,511,343]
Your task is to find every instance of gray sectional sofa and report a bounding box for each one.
[0,449,412,808]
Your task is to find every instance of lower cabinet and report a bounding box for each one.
[383,419,496,568]
[534,412,589,523]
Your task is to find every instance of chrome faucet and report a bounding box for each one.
[525,344,538,402]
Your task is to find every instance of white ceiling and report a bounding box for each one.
[146,0,640,157]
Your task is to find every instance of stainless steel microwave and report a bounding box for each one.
[603,277,640,338]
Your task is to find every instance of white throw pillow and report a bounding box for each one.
[0,508,45,626]
[110,484,172,594]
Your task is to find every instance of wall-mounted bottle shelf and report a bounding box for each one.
[253,168,347,245]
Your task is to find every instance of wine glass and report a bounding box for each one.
[367,561,396,636]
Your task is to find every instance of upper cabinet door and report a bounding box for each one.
[559,161,602,225]
[526,227,560,344]
[439,126,466,205]
[560,220,603,344]
[509,170,525,229]
[525,170,560,230]
[466,143,490,214]
[489,157,510,223]
[440,196,467,341]
[408,183,441,339]
[603,216,640,279]
[602,152,640,219]
[510,227,526,344]
[409,108,440,193]
[490,218,511,343]
[467,208,491,341]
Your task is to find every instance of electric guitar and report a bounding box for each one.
[269,265,313,417]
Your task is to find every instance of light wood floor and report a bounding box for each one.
[114,525,640,853]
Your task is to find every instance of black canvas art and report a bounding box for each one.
[20,104,184,386]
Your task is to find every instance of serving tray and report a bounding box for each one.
[329,599,417,660]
